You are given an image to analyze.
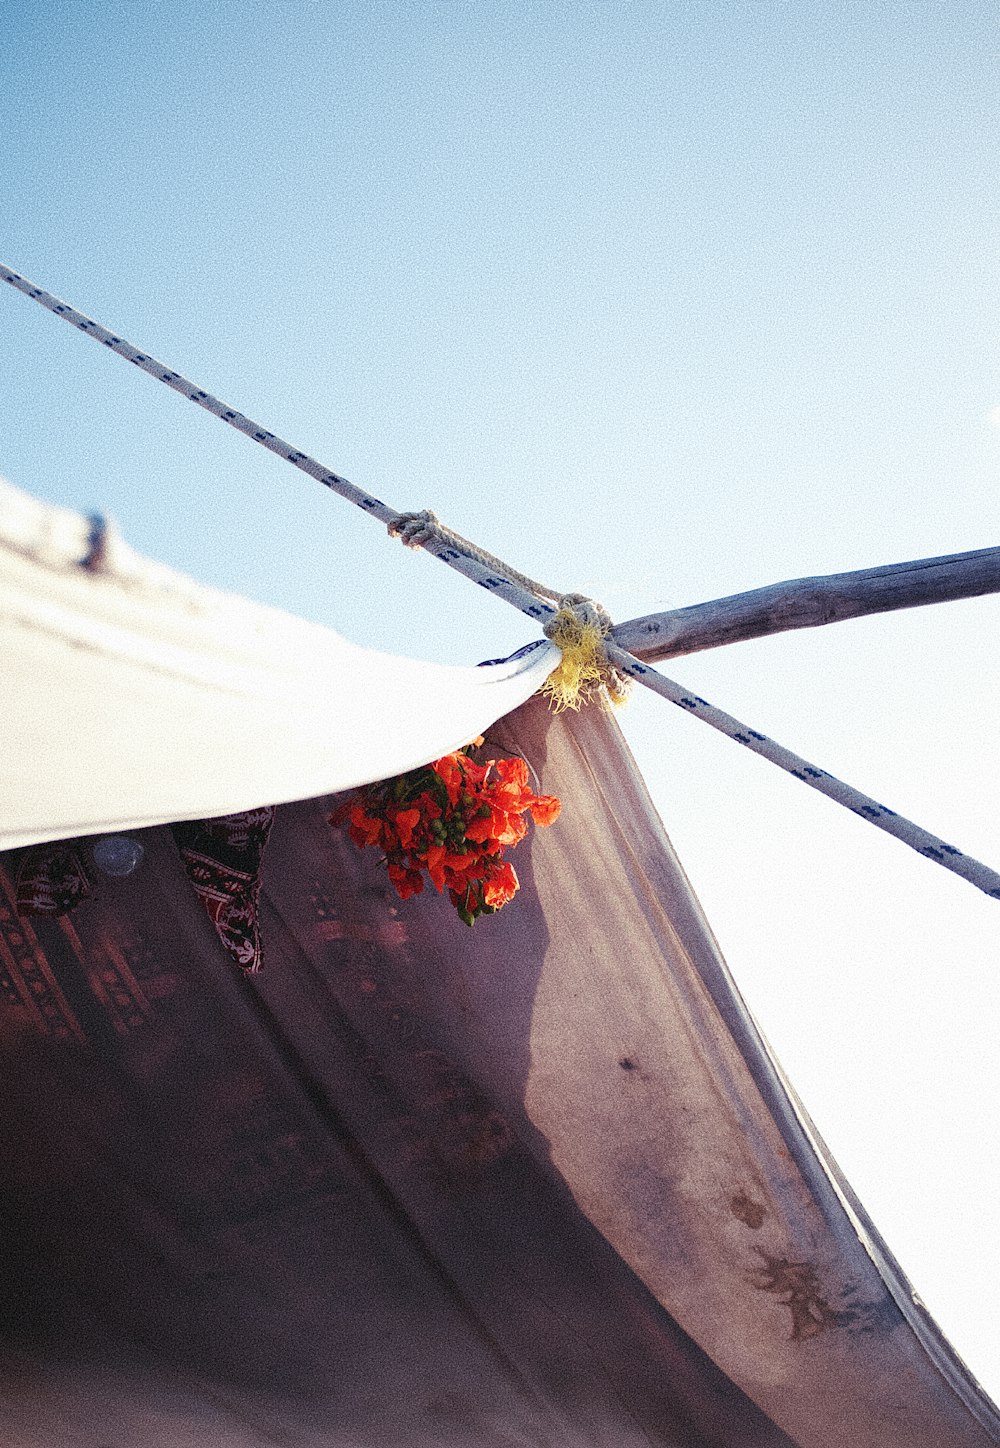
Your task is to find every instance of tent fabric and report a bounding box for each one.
[0,478,557,850]
[1,697,997,1447]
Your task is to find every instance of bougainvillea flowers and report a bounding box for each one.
[331,745,560,925]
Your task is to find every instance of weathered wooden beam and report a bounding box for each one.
[610,546,1000,662]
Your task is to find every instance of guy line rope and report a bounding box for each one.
[3,260,999,902]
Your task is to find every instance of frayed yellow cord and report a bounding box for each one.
[540,602,632,713]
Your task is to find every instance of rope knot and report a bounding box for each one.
[387,513,628,712]
[541,594,631,712]
[388,510,442,549]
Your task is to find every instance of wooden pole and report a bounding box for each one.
[611,546,1000,662]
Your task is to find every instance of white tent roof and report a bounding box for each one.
[0,478,556,848]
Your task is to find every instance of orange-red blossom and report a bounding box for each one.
[331,748,560,925]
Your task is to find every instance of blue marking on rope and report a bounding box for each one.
[287,451,305,463]
[361,498,381,509]
[478,577,503,590]
[803,767,824,778]
[749,729,766,740]
[680,697,702,709]
[253,430,273,441]
[942,845,962,856]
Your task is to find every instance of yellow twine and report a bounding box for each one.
[540,604,631,713]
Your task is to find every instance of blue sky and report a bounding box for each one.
[4,0,1000,1398]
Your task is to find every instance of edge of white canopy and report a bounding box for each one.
[0,479,558,849]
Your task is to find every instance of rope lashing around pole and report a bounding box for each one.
[3,260,1000,900]
[390,511,629,711]
[541,596,632,711]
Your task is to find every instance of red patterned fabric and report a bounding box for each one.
[172,808,275,972]
[14,842,91,917]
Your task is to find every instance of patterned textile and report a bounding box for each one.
[172,808,275,972]
[14,841,91,917]
[0,702,994,1447]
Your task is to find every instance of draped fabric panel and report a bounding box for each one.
[1,697,996,1447]
[0,479,556,850]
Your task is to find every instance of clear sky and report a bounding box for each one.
[3,0,1000,1401]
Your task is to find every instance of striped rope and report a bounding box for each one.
[606,642,1000,899]
[0,264,558,628]
[4,261,999,901]
[390,509,566,603]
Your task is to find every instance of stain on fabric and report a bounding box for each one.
[729,1190,767,1230]
[750,1253,856,1341]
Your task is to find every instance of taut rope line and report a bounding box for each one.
[4,261,1000,901]
[0,264,560,626]
[389,509,565,603]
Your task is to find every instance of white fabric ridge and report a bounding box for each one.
[0,479,558,849]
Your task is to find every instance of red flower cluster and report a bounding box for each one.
[332,745,560,925]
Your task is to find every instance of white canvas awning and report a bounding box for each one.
[0,479,557,849]
[2,478,998,1446]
